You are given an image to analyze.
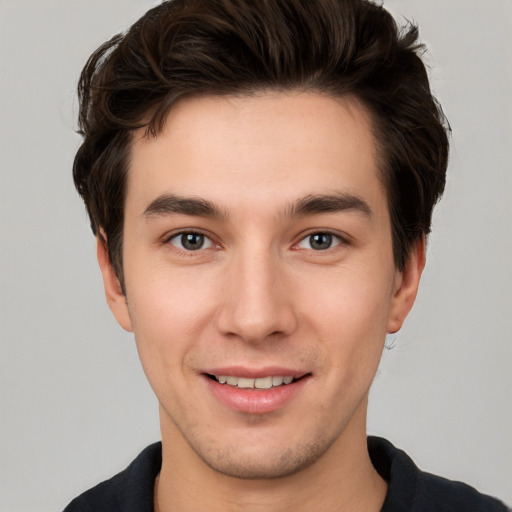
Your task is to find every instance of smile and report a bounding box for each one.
[211,375,296,389]
[206,372,311,413]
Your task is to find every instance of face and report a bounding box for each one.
[99,92,422,479]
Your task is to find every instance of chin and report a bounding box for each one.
[191,435,331,480]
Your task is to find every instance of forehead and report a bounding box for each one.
[126,92,385,218]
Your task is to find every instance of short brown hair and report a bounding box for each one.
[74,0,449,287]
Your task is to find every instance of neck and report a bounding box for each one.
[154,400,387,512]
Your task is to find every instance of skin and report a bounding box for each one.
[98,92,424,511]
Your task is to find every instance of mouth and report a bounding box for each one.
[206,374,306,389]
[205,371,311,413]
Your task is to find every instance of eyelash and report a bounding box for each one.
[294,231,345,251]
[165,231,217,252]
[164,230,347,253]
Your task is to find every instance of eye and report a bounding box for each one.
[297,232,341,251]
[169,232,214,251]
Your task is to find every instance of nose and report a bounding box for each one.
[216,247,298,344]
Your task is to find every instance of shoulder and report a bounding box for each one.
[414,470,510,512]
[368,436,510,512]
[62,442,162,512]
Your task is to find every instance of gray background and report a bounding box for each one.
[0,0,511,510]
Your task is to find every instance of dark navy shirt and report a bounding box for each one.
[63,437,509,511]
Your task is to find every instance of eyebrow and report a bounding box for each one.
[286,193,372,218]
[142,194,227,220]
[142,192,372,221]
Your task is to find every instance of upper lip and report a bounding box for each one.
[203,366,309,379]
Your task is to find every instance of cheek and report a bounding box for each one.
[299,264,393,374]
[302,263,394,332]
[125,264,219,372]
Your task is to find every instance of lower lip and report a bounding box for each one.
[205,376,309,414]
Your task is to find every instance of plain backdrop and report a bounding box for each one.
[0,1,511,510]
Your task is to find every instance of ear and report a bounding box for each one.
[387,236,426,334]
[96,235,133,332]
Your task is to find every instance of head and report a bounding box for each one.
[74,0,449,291]
[73,0,450,483]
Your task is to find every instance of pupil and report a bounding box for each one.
[310,233,332,250]
[182,233,204,250]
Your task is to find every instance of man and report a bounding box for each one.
[63,0,509,510]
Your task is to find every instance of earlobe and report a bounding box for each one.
[96,235,133,332]
[387,237,426,334]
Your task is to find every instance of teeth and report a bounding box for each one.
[272,376,284,386]
[215,375,296,389]
[237,377,254,389]
[255,376,273,389]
